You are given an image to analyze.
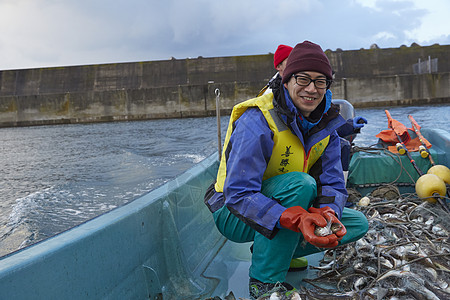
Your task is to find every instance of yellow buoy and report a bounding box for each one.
[427,165,450,184]
[418,145,429,158]
[395,143,406,155]
[415,174,446,203]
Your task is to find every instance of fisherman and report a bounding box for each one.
[260,44,368,141]
[262,44,368,189]
[204,41,369,299]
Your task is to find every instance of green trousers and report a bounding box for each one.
[213,172,369,283]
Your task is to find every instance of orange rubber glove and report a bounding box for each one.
[279,206,339,248]
[308,206,347,241]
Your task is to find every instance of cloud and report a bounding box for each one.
[0,0,448,70]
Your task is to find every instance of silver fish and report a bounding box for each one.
[314,222,342,237]
[314,226,333,237]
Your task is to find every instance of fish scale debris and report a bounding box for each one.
[303,191,450,299]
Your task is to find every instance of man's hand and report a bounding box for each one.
[308,206,347,241]
[353,116,367,129]
[279,206,339,248]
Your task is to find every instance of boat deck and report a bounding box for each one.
[205,240,323,298]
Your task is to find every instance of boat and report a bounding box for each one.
[1,101,449,299]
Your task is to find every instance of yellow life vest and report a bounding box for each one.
[215,93,330,192]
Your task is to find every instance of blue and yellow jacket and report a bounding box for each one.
[205,88,347,239]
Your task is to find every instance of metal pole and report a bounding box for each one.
[215,88,222,161]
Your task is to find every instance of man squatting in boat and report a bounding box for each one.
[204,41,369,299]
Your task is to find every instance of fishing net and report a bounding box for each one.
[346,188,362,204]
[302,191,450,299]
[369,184,400,200]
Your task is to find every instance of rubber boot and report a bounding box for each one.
[288,257,308,271]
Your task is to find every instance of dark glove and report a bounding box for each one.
[279,206,339,248]
[308,206,347,241]
[353,116,367,129]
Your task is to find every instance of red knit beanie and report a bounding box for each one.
[281,41,332,84]
[273,44,293,68]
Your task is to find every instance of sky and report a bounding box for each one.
[1,0,449,71]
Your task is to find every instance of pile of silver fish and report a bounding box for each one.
[302,191,450,299]
[207,188,450,300]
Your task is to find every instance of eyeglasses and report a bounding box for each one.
[292,75,332,89]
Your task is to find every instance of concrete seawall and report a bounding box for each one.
[1,44,449,127]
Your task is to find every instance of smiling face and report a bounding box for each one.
[284,71,327,117]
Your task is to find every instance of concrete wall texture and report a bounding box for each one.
[0,43,449,127]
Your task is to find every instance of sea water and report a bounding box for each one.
[0,104,449,256]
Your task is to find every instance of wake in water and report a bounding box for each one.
[1,186,121,256]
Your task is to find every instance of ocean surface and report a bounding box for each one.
[0,103,449,257]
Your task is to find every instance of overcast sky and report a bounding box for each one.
[1,0,449,70]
